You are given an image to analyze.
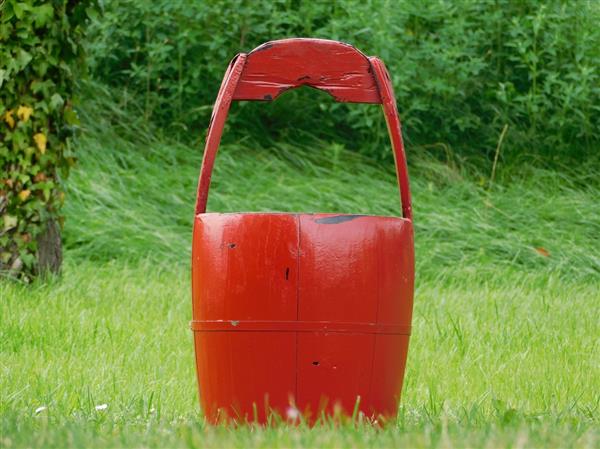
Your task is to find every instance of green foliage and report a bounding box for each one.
[0,0,95,280]
[87,0,600,163]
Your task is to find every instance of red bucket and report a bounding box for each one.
[191,39,414,423]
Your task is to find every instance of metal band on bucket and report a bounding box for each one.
[190,320,411,335]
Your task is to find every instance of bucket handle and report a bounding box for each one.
[194,38,412,221]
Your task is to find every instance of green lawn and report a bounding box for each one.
[2,92,599,447]
[3,262,598,448]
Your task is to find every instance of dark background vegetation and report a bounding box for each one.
[88,0,599,165]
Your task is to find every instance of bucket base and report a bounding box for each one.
[194,330,410,424]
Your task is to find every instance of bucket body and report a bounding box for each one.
[192,212,414,422]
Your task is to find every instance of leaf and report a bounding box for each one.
[63,107,80,125]
[0,69,7,89]
[50,93,64,110]
[86,6,99,21]
[18,189,31,201]
[3,215,17,231]
[17,105,33,122]
[32,4,54,28]
[15,49,32,71]
[535,247,550,257]
[33,133,47,153]
[3,109,15,128]
[12,2,26,19]
[1,252,11,264]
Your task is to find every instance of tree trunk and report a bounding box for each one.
[37,218,62,276]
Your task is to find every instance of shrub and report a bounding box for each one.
[0,0,95,280]
[87,0,599,164]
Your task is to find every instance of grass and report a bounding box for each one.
[3,265,599,447]
[1,83,599,447]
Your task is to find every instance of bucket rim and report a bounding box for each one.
[196,212,411,222]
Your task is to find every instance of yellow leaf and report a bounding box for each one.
[534,247,550,257]
[33,132,47,153]
[4,110,15,128]
[17,105,33,122]
[18,189,31,201]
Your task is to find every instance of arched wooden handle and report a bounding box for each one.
[194,39,412,221]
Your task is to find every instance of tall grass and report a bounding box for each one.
[64,83,600,282]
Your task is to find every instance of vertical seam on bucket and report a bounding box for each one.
[367,224,383,410]
[294,214,301,405]
[296,214,301,321]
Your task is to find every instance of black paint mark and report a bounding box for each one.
[314,215,365,225]
[285,267,290,280]
[263,94,273,101]
[297,75,310,81]
[228,243,236,249]
[312,361,320,366]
